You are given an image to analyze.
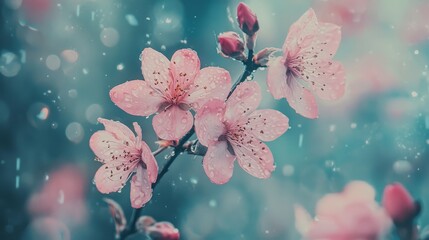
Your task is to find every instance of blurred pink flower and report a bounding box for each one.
[27,165,87,225]
[266,9,345,119]
[136,216,180,240]
[295,181,391,240]
[237,2,259,37]
[195,81,289,184]
[383,183,417,223]
[25,217,71,240]
[401,2,429,44]
[313,0,371,34]
[110,48,231,141]
[218,31,246,60]
[89,118,158,208]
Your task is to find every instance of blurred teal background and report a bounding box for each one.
[1,0,428,239]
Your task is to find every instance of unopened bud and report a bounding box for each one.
[217,31,246,61]
[237,2,259,37]
[383,183,419,223]
[253,47,279,66]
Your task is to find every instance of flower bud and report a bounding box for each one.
[253,47,279,66]
[237,2,259,37]
[146,222,180,240]
[382,183,417,223]
[136,215,156,233]
[217,31,246,61]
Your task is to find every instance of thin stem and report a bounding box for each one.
[120,50,259,239]
[152,146,168,156]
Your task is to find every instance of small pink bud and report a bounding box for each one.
[217,31,246,60]
[383,183,416,222]
[253,47,279,66]
[237,2,259,37]
[146,222,180,240]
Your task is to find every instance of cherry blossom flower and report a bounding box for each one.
[295,181,391,240]
[383,183,418,223]
[110,48,232,141]
[266,9,345,119]
[89,118,158,208]
[194,81,289,184]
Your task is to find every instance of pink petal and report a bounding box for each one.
[110,80,165,116]
[185,67,232,110]
[294,205,313,236]
[130,165,153,208]
[266,57,288,99]
[284,75,319,119]
[230,132,274,179]
[194,99,227,146]
[140,140,158,183]
[283,9,318,54]
[225,81,261,124]
[152,106,193,141]
[98,118,135,142]
[203,141,236,184]
[94,160,137,194]
[90,119,140,163]
[245,109,289,142]
[140,48,172,95]
[344,181,376,201]
[306,61,345,101]
[89,131,122,163]
[170,49,200,90]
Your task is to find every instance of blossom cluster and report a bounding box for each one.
[90,2,345,209]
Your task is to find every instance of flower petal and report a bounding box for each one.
[245,109,289,142]
[229,132,274,179]
[152,106,193,141]
[284,75,319,119]
[203,141,236,184]
[294,205,313,236]
[98,118,135,142]
[94,160,137,194]
[266,57,288,99]
[306,60,346,101]
[185,67,232,110]
[225,81,261,124]
[130,165,153,208]
[90,119,140,163]
[194,99,227,146]
[140,140,158,183]
[140,48,172,95]
[283,8,318,54]
[110,80,165,116]
[170,49,200,90]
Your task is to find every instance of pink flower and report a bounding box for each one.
[266,9,345,119]
[89,118,158,208]
[194,81,289,184]
[27,165,87,226]
[218,31,246,60]
[110,48,232,141]
[237,2,259,37]
[383,183,417,223]
[295,181,392,240]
